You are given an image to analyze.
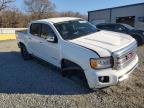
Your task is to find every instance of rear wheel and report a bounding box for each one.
[20,44,31,60]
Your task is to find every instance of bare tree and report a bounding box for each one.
[24,0,55,12]
[0,0,87,27]
[0,9,29,28]
[0,0,15,11]
[23,0,55,19]
[60,11,87,19]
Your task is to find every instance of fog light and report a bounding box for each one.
[98,76,109,83]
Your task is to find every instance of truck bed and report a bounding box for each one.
[16,29,29,45]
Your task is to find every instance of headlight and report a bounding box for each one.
[90,57,112,69]
[142,32,144,35]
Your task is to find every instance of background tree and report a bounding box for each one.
[0,0,87,28]
[60,11,87,19]
[0,0,15,11]
[23,0,55,19]
[0,9,29,28]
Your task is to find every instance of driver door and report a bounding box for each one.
[38,23,61,67]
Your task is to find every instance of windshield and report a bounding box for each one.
[122,24,134,30]
[54,20,97,40]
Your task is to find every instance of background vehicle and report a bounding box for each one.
[16,17,138,89]
[96,23,144,46]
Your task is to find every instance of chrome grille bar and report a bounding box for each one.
[112,41,137,70]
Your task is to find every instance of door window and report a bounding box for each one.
[41,24,56,39]
[30,23,41,37]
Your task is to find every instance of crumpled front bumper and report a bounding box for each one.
[84,55,138,89]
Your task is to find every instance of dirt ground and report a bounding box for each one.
[0,40,143,108]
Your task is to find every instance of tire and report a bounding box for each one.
[61,60,90,89]
[133,36,143,46]
[20,45,31,60]
[79,71,91,90]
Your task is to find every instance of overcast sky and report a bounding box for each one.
[15,0,144,14]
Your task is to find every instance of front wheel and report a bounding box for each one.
[20,45,31,60]
[61,60,90,89]
[133,36,143,46]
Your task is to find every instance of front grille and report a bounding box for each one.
[112,41,137,70]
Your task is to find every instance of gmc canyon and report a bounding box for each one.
[16,17,138,89]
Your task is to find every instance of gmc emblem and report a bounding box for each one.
[126,52,134,60]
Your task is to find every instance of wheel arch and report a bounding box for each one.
[18,42,25,48]
[60,58,90,89]
[61,58,84,70]
[132,34,143,45]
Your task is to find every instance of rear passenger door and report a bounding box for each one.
[28,23,42,57]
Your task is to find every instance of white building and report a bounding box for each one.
[88,3,144,29]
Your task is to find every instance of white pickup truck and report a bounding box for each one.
[16,17,138,89]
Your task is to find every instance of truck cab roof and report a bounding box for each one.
[35,17,82,24]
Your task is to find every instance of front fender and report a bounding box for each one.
[61,41,99,70]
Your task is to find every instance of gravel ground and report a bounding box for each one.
[0,40,144,108]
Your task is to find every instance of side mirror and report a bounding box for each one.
[118,27,125,32]
[46,36,58,43]
[118,28,123,31]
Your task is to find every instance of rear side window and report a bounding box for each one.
[30,23,41,36]
[97,24,111,30]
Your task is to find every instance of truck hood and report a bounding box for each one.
[69,30,135,57]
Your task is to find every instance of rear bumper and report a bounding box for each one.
[84,55,138,89]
